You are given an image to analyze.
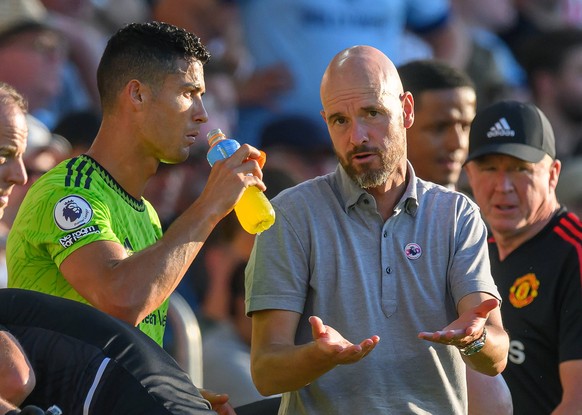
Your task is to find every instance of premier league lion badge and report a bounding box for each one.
[54,195,94,231]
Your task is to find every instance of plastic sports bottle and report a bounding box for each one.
[206,128,276,234]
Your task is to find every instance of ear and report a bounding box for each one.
[127,80,147,109]
[549,158,561,191]
[401,91,414,129]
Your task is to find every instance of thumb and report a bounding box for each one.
[309,315,326,339]
[474,298,499,317]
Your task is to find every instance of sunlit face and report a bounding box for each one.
[407,87,476,187]
[0,104,28,219]
[141,59,208,164]
[321,75,412,190]
[465,154,560,239]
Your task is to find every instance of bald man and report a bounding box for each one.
[245,45,509,414]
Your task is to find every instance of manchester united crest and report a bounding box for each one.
[509,273,540,308]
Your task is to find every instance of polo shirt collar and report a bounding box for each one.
[335,161,418,217]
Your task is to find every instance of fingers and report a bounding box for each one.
[419,326,486,348]
[309,315,326,339]
[474,298,499,317]
[231,145,267,187]
[231,144,262,165]
[215,403,236,415]
[200,390,234,415]
[359,335,380,355]
[199,389,230,406]
[209,144,267,189]
[418,329,465,343]
[339,336,379,363]
[212,143,262,170]
[308,316,379,364]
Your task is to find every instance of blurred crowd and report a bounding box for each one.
[3,0,582,410]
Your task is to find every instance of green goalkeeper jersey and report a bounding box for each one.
[7,155,167,346]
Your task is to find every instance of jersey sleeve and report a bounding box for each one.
[7,172,121,283]
[32,180,119,268]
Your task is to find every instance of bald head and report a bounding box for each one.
[320,46,404,107]
[318,46,413,192]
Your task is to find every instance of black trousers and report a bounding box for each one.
[0,289,215,415]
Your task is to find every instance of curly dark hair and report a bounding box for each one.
[96,21,211,110]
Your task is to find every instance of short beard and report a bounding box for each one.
[346,161,391,189]
[339,139,405,189]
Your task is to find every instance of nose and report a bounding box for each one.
[6,158,28,187]
[494,172,513,193]
[444,124,467,152]
[193,98,209,124]
[349,119,369,146]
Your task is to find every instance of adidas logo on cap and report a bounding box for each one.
[487,118,515,138]
[467,100,556,163]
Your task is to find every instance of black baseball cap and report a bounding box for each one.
[466,100,556,163]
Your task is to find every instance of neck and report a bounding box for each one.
[86,125,159,200]
[493,205,559,261]
[368,163,408,221]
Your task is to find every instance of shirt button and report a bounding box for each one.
[383,231,388,238]
[385,267,392,274]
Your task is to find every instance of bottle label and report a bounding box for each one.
[207,139,240,166]
[217,146,231,159]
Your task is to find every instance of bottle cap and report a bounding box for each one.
[257,150,266,168]
[244,151,266,168]
[207,128,225,147]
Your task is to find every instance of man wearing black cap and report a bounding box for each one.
[464,100,582,414]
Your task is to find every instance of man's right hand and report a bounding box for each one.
[309,316,380,365]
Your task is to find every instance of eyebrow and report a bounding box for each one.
[182,82,205,93]
[362,105,381,113]
[325,112,342,123]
